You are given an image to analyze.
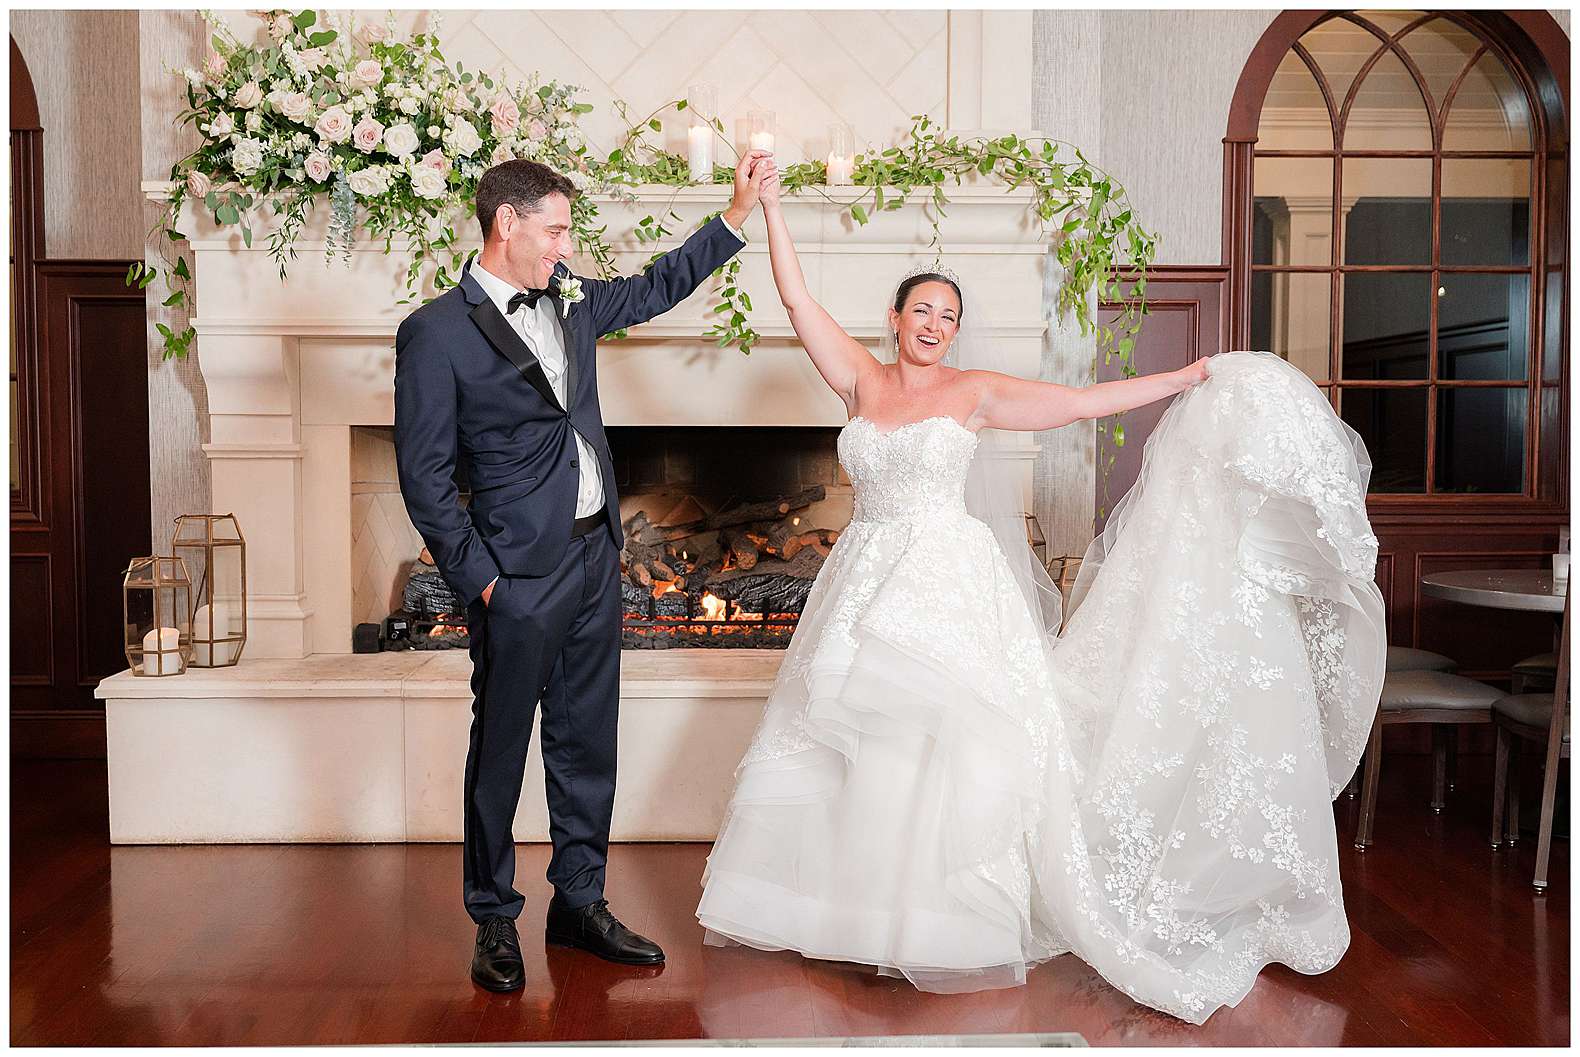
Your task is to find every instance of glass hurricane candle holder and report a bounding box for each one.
[171,513,248,667]
[123,555,193,677]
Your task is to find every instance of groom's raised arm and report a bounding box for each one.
[393,313,500,605]
[582,214,746,338]
[581,149,767,337]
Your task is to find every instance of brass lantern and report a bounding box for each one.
[171,513,248,667]
[123,556,193,676]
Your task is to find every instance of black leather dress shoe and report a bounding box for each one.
[471,914,525,992]
[545,897,665,965]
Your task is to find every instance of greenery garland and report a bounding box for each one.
[136,9,1155,499]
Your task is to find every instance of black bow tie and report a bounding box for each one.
[507,288,547,314]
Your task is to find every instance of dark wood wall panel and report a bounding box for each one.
[10,555,53,683]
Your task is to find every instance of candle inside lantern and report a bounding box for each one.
[687,125,713,184]
[192,602,233,666]
[748,109,775,154]
[827,122,855,185]
[141,626,184,676]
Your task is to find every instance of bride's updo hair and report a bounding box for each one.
[892,271,964,323]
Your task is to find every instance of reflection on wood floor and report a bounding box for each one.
[10,756,1568,1046]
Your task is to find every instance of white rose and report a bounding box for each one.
[352,115,384,153]
[304,150,332,183]
[298,47,328,73]
[348,165,390,197]
[398,95,421,116]
[315,105,354,144]
[563,127,584,151]
[185,169,212,198]
[206,111,235,139]
[423,211,450,242]
[489,141,514,166]
[382,122,420,159]
[350,59,383,90]
[409,165,448,200]
[232,80,263,109]
[443,118,482,158]
[426,124,441,138]
[355,20,391,46]
[278,91,311,123]
[230,137,266,176]
[245,111,262,132]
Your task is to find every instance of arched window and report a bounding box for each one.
[1227,11,1566,502]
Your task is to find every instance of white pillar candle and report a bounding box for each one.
[687,125,713,184]
[749,130,775,152]
[826,154,854,185]
[141,626,184,676]
[192,602,233,666]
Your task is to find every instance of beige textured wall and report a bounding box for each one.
[138,9,212,547]
[10,9,144,260]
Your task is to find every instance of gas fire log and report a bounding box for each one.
[629,563,653,588]
[721,528,760,570]
[648,486,827,542]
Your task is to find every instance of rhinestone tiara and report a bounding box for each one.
[894,261,963,289]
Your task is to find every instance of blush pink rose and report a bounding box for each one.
[489,94,520,138]
[315,105,354,144]
[350,59,383,90]
[303,151,332,183]
[417,149,451,173]
[185,169,212,198]
[352,115,384,153]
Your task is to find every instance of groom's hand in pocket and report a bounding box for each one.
[482,576,497,608]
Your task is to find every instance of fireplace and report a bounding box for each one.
[610,426,847,648]
[360,425,850,651]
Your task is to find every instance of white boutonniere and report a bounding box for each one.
[554,274,584,318]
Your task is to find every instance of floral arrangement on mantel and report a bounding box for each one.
[136,9,1156,461]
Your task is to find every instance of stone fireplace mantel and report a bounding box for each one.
[103,180,1053,843]
[143,180,1052,659]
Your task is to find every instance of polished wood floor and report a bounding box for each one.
[10,755,1568,1046]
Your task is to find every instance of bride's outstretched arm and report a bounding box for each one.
[969,358,1212,432]
[758,160,879,408]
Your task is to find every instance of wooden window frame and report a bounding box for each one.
[1224,10,1568,514]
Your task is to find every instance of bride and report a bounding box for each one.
[695,158,1386,1024]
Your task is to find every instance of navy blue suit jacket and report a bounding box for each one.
[394,215,746,604]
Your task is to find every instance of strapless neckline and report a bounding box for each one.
[845,415,977,440]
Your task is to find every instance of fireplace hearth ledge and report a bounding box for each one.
[96,650,780,844]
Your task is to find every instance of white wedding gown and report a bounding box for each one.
[695,352,1386,1024]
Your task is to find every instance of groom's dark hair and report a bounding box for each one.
[475,160,578,240]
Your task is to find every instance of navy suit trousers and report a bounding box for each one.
[461,523,622,922]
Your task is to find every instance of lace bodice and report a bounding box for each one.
[838,416,979,524]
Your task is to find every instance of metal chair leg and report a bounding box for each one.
[1431,725,1449,814]
[1445,734,1458,792]
[1507,750,1522,846]
[1491,726,1510,849]
[1355,716,1383,850]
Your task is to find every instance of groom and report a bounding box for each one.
[395,151,767,991]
